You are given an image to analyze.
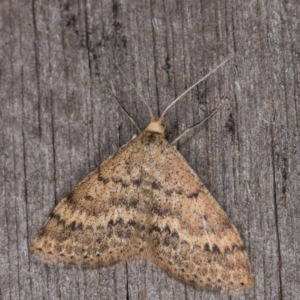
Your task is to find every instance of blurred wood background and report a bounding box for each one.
[1,0,299,299]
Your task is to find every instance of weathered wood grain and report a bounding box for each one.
[1,0,299,299]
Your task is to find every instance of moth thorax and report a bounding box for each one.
[144,118,165,135]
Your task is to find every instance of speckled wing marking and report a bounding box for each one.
[32,123,253,292]
[145,136,253,292]
[31,137,147,266]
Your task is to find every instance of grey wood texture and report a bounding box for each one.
[1,0,299,299]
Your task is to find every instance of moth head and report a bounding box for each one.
[144,118,165,135]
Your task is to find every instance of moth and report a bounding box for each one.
[32,57,253,292]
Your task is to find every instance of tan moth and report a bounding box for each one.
[31,57,253,292]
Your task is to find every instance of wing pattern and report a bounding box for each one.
[32,130,253,292]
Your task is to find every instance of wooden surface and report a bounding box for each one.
[1,0,299,299]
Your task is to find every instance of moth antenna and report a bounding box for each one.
[104,78,142,133]
[107,54,154,119]
[161,56,232,119]
[171,97,225,145]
